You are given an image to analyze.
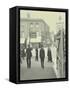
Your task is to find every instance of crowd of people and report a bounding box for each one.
[20,44,52,69]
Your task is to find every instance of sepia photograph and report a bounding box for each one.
[20,9,67,81]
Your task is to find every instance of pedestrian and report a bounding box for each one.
[20,47,23,63]
[35,48,38,61]
[40,45,45,69]
[47,46,52,62]
[22,48,26,60]
[26,45,32,68]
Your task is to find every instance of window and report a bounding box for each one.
[30,32,37,38]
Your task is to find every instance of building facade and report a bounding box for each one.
[20,18,50,48]
[54,16,65,78]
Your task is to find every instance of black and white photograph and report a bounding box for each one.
[20,9,67,81]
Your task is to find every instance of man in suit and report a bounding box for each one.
[26,45,32,68]
[40,45,45,69]
[47,46,52,62]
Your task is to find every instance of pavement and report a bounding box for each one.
[20,56,57,80]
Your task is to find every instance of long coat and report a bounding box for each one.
[26,48,32,59]
[40,48,45,60]
[36,49,38,56]
[47,48,52,62]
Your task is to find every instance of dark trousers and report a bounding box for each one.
[40,58,44,69]
[27,57,31,68]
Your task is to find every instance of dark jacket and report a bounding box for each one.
[40,48,45,59]
[47,48,52,62]
[36,49,38,56]
[26,48,32,59]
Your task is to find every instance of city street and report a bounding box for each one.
[20,47,57,80]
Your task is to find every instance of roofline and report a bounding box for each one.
[20,18,48,25]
